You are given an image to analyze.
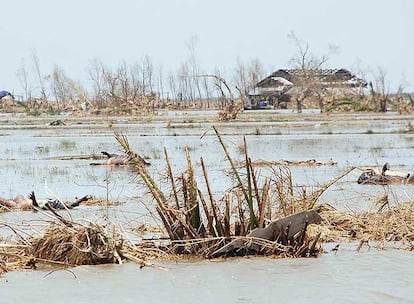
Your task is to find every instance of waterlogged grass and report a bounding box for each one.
[150,148,162,160]
[58,140,77,151]
[34,146,50,154]
[369,146,384,157]
[48,166,70,176]
[16,163,69,178]
[236,143,245,155]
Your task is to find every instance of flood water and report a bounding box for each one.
[1,110,414,303]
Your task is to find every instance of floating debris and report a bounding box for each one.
[358,163,414,185]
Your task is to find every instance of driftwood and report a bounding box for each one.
[211,210,322,257]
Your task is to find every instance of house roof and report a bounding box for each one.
[256,68,367,89]
[248,77,293,96]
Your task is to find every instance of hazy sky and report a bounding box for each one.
[1,0,412,96]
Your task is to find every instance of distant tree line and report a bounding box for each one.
[8,34,411,116]
[13,37,265,115]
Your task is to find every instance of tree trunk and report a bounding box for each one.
[380,96,387,112]
[296,97,303,113]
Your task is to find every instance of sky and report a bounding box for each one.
[0,0,413,97]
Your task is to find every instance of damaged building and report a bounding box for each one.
[246,68,367,109]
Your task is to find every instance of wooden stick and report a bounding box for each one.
[198,189,216,237]
[200,157,224,236]
[164,147,180,210]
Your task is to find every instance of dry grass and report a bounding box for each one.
[315,202,414,249]
[28,222,124,265]
[0,219,168,273]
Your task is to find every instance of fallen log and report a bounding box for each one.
[211,210,322,257]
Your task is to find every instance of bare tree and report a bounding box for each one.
[168,71,179,107]
[88,58,106,105]
[177,63,192,106]
[50,65,70,107]
[201,76,213,108]
[186,35,204,106]
[370,67,389,112]
[16,58,31,100]
[157,66,165,100]
[31,50,48,100]
[129,62,143,101]
[50,65,90,110]
[288,32,330,113]
[140,55,154,96]
[233,58,265,101]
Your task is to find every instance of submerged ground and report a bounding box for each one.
[1,109,414,303]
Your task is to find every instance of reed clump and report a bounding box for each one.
[114,128,345,258]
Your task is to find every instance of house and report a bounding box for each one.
[246,68,367,109]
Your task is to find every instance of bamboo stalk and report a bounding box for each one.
[115,133,176,239]
[287,169,295,214]
[164,147,180,210]
[273,167,288,216]
[224,194,231,237]
[200,157,224,236]
[184,146,201,231]
[213,126,258,228]
[259,178,270,227]
[249,157,264,228]
[236,190,246,236]
[244,138,255,229]
[182,174,191,227]
[198,189,216,237]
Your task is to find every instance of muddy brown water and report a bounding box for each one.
[1,110,414,303]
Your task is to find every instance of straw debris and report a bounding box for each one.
[28,222,124,266]
[316,201,414,249]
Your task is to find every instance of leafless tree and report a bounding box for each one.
[140,55,154,96]
[16,58,31,100]
[288,32,330,113]
[370,67,390,112]
[351,59,369,99]
[168,71,179,107]
[233,58,265,101]
[31,50,48,101]
[177,63,192,106]
[50,65,90,110]
[186,35,204,106]
[88,58,106,105]
[157,66,166,100]
[129,62,143,101]
[201,76,214,108]
[50,65,71,108]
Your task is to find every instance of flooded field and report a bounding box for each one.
[1,110,414,303]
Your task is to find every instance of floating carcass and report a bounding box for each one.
[0,191,92,211]
[357,163,414,185]
[211,210,323,257]
[101,151,151,166]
